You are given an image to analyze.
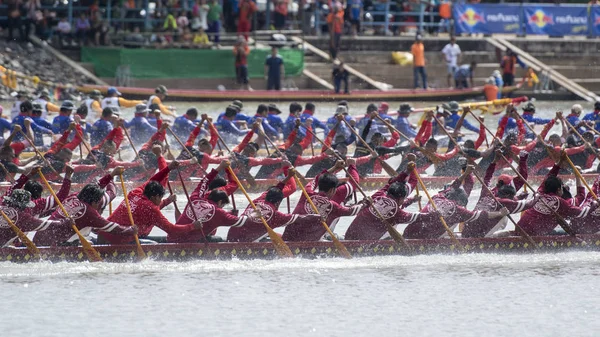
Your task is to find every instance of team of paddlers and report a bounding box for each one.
[1,85,600,249]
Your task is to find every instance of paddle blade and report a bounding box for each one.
[330,233,352,259]
[74,225,102,262]
[262,220,293,258]
[385,223,411,252]
[133,235,147,260]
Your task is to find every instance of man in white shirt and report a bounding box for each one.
[441,37,461,88]
[57,17,73,46]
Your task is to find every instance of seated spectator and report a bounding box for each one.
[124,26,146,47]
[35,9,56,42]
[180,27,193,47]
[192,27,211,48]
[56,16,74,46]
[150,27,169,48]
[75,12,91,45]
[177,10,189,33]
[91,15,109,46]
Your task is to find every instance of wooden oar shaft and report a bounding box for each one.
[176,168,209,244]
[293,175,352,259]
[226,167,293,257]
[122,127,139,158]
[374,114,440,164]
[0,162,15,183]
[563,154,598,200]
[207,121,232,153]
[166,125,208,175]
[119,174,146,259]
[0,209,40,258]
[563,118,600,161]
[37,168,102,262]
[20,130,61,177]
[342,118,397,177]
[470,170,538,249]
[413,171,465,252]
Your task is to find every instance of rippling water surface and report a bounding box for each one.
[2,252,600,337]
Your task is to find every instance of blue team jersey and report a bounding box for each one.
[52,115,73,134]
[12,114,53,142]
[126,116,157,145]
[582,112,600,133]
[173,116,197,141]
[91,119,114,147]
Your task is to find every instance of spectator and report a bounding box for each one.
[24,0,41,39]
[332,62,349,94]
[124,26,146,47]
[327,2,344,60]
[192,27,212,48]
[441,36,461,88]
[177,10,190,33]
[180,26,193,47]
[57,16,74,46]
[233,37,250,90]
[35,9,55,42]
[238,0,257,41]
[91,15,109,46]
[274,0,288,30]
[6,0,25,42]
[207,0,223,46]
[454,61,477,89]
[411,34,427,89]
[191,0,209,31]
[349,0,362,37]
[500,48,526,87]
[75,12,91,45]
[265,47,284,91]
[163,11,178,31]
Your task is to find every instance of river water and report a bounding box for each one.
[1,99,599,336]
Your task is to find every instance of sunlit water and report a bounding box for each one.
[1,100,599,336]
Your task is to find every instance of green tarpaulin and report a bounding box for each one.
[81,47,304,79]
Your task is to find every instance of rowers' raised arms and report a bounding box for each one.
[217,160,231,171]
[64,164,74,179]
[168,160,180,170]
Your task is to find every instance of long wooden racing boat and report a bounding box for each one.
[2,235,600,263]
[3,173,592,195]
[78,85,521,102]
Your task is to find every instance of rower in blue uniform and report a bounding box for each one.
[91,107,116,147]
[51,101,75,134]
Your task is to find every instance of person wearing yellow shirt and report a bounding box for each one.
[84,89,103,118]
[101,87,143,113]
[192,27,212,48]
[147,85,176,117]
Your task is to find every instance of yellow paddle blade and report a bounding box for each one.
[73,225,103,262]
[119,174,146,261]
[329,230,352,259]
[2,210,40,260]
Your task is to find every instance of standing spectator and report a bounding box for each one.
[191,0,209,31]
[265,47,284,91]
[233,37,250,90]
[207,0,223,46]
[274,0,288,30]
[500,48,526,87]
[327,2,344,60]
[177,10,190,33]
[57,16,74,46]
[75,12,91,45]
[441,36,461,88]
[24,0,41,39]
[238,0,256,40]
[411,34,427,89]
[6,0,25,42]
[332,62,349,94]
[91,14,109,46]
[349,0,362,37]
[454,61,477,89]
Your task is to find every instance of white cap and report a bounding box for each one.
[572,104,583,114]
[335,105,348,115]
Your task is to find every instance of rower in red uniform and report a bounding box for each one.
[168,161,254,243]
[462,151,537,238]
[227,166,320,242]
[98,160,203,244]
[41,123,84,181]
[176,114,224,180]
[8,165,74,218]
[403,165,509,239]
[0,189,71,247]
[34,167,137,246]
[282,160,364,242]
[517,154,595,236]
[570,175,600,234]
[344,162,435,240]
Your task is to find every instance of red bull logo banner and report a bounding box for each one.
[523,6,588,36]
[591,7,600,36]
[454,4,521,34]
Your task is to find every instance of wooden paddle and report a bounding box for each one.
[470,170,538,249]
[37,168,102,262]
[341,118,398,177]
[0,162,15,183]
[413,169,465,252]
[122,127,139,158]
[0,209,40,259]
[563,153,598,201]
[226,166,293,258]
[304,126,411,251]
[19,130,61,178]
[166,125,209,175]
[293,175,352,259]
[176,168,210,247]
[118,173,146,260]
[562,117,600,161]
[496,152,577,236]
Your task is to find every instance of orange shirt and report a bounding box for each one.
[239,0,257,22]
[411,42,425,67]
[439,2,451,19]
[327,10,344,34]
